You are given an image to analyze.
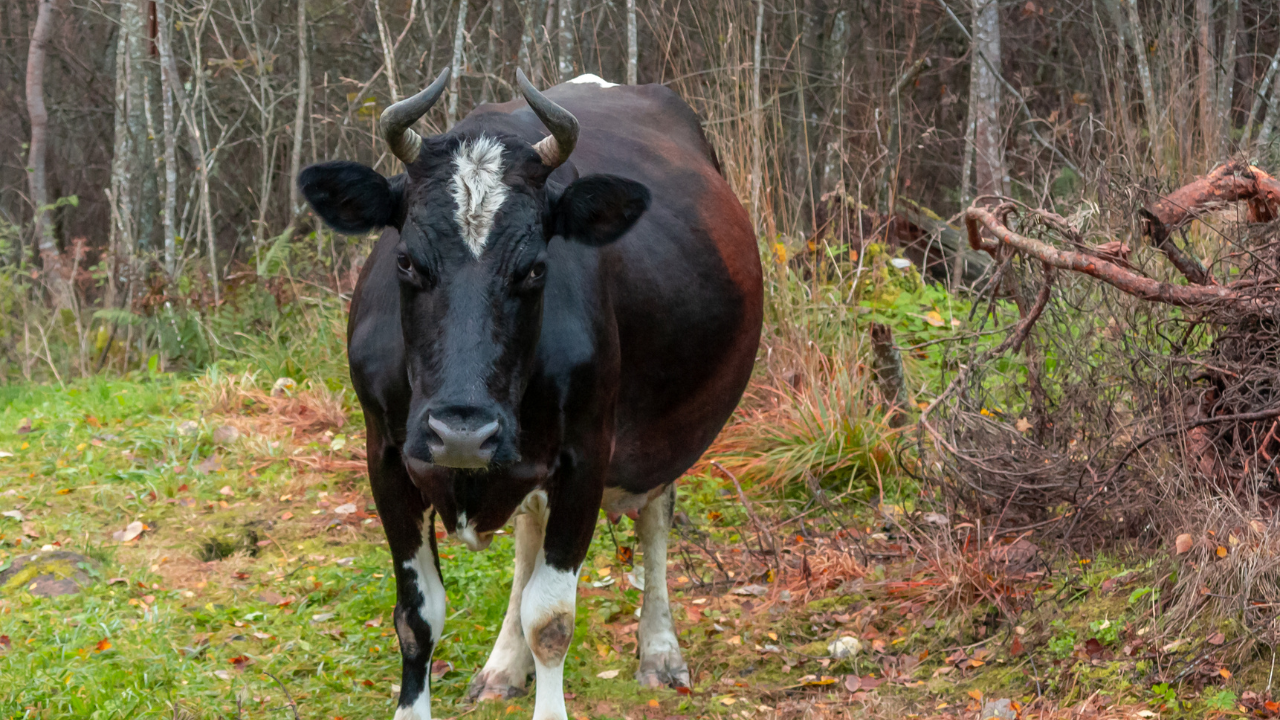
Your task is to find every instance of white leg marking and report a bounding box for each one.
[566,73,619,88]
[521,553,579,720]
[397,530,447,719]
[470,497,547,700]
[450,136,509,258]
[635,484,689,688]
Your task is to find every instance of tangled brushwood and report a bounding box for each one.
[921,162,1280,543]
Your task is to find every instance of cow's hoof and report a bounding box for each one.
[636,651,691,689]
[466,670,528,702]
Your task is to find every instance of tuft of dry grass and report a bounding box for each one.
[712,339,899,493]
[1160,489,1280,659]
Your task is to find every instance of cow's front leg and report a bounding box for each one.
[635,483,690,688]
[393,511,447,720]
[369,436,446,720]
[468,501,546,700]
[521,486,599,720]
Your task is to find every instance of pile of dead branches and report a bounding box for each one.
[922,162,1280,541]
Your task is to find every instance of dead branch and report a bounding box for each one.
[964,206,1258,311]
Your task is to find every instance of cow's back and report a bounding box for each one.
[469,81,764,493]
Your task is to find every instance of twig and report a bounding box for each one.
[712,461,782,575]
[264,671,301,720]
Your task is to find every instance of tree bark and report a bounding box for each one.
[749,0,763,224]
[374,0,400,102]
[288,0,309,221]
[970,0,1006,198]
[154,0,180,274]
[1216,0,1239,159]
[626,0,638,86]
[1244,42,1280,147]
[1196,0,1217,161]
[1117,0,1161,154]
[557,0,575,81]
[1257,52,1280,160]
[26,0,71,308]
[482,0,502,102]
[448,0,468,128]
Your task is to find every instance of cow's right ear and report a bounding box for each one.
[299,161,405,234]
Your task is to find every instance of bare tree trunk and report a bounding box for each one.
[1119,0,1161,154]
[1244,42,1280,147]
[971,0,1006,197]
[519,0,538,81]
[557,0,575,81]
[482,0,502,102]
[374,0,400,102]
[26,0,71,308]
[626,0,637,85]
[749,0,763,225]
[1259,63,1280,161]
[448,0,468,128]
[1215,0,1239,158]
[155,0,180,275]
[1196,0,1217,161]
[288,0,309,221]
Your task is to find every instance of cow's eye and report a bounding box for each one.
[527,262,546,281]
[396,253,413,272]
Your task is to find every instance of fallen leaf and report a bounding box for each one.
[2,510,23,521]
[596,669,620,679]
[1175,533,1193,554]
[334,503,357,516]
[1207,632,1225,645]
[1219,667,1232,679]
[95,639,112,652]
[968,689,983,701]
[924,310,945,327]
[719,697,737,706]
[1015,417,1033,433]
[430,660,452,681]
[1217,545,1228,558]
[843,675,861,692]
[219,485,234,497]
[731,584,768,597]
[113,521,145,543]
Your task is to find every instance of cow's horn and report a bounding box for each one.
[516,68,579,168]
[379,66,451,164]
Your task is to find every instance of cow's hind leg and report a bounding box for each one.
[467,505,545,700]
[635,483,691,688]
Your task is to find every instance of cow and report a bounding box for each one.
[298,66,762,720]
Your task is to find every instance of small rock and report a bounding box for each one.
[0,550,98,597]
[731,584,768,597]
[176,420,199,437]
[922,512,950,526]
[333,503,357,516]
[980,698,1016,720]
[212,425,240,444]
[827,635,862,659]
[271,377,297,396]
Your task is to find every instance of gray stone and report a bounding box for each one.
[0,550,98,597]
[980,698,1016,720]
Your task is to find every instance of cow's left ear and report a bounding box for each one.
[550,174,650,246]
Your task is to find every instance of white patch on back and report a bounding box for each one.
[567,73,618,88]
[450,136,509,258]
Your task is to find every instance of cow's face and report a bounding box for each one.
[299,72,648,471]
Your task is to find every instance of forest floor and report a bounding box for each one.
[0,372,1267,719]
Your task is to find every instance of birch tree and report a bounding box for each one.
[970,0,1007,197]
[626,0,637,85]
[448,0,468,128]
[26,0,72,307]
[288,0,309,221]
[155,0,181,274]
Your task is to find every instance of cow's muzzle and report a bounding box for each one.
[424,412,500,468]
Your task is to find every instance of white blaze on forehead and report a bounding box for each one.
[567,73,618,88]
[450,136,509,258]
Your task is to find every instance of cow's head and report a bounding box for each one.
[300,68,649,471]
